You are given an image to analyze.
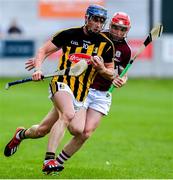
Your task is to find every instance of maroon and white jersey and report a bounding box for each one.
[90,30,131,91]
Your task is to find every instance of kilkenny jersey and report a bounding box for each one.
[50,26,114,101]
[91,30,131,91]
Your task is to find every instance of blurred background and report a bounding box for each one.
[0,0,172,77]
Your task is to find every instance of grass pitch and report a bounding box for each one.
[0,77,173,179]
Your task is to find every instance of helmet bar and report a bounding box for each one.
[111,24,128,32]
[89,15,106,24]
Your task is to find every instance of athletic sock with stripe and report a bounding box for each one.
[44,152,55,161]
[56,150,71,165]
[16,129,27,140]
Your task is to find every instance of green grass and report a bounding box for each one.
[0,78,173,178]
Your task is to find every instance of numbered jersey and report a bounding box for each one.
[50,26,114,101]
[91,30,131,91]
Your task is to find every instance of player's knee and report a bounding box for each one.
[82,129,93,140]
[62,111,75,124]
[68,126,83,136]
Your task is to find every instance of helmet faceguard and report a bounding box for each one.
[109,12,131,41]
[85,4,107,35]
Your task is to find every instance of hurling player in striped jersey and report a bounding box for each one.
[55,12,132,169]
[4,11,131,174]
[4,4,116,174]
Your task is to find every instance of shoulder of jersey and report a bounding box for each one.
[100,32,113,45]
[124,39,131,52]
[101,29,109,34]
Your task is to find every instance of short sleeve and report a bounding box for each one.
[121,46,131,68]
[102,43,114,63]
[51,30,68,48]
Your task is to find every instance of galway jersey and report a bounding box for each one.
[50,26,114,101]
[91,31,131,91]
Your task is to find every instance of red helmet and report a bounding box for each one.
[109,12,131,41]
[111,12,131,30]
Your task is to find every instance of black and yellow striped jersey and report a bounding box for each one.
[50,26,114,102]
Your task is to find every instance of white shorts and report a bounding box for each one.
[49,82,84,111]
[83,88,112,115]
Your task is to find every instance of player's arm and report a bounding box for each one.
[92,42,115,80]
[112,46,131,88]
[26,41,59,71]
[112,73,128,88]
[35,40,59,70]
[32,40,60,81]
[97,60,115,80]
[91,56,114,80]
[98,41,115,80]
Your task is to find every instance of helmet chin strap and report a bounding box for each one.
[84,24,96,35]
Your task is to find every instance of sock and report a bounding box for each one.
[19,129,27,139]
[16,129,27,140]
[45,152,55,161]
[56,150,71,165]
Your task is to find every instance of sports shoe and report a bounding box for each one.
[4,127,25,157]
[42,159,64,175]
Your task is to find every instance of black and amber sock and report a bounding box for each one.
[19,129,27,139]
[45,152,55,161]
